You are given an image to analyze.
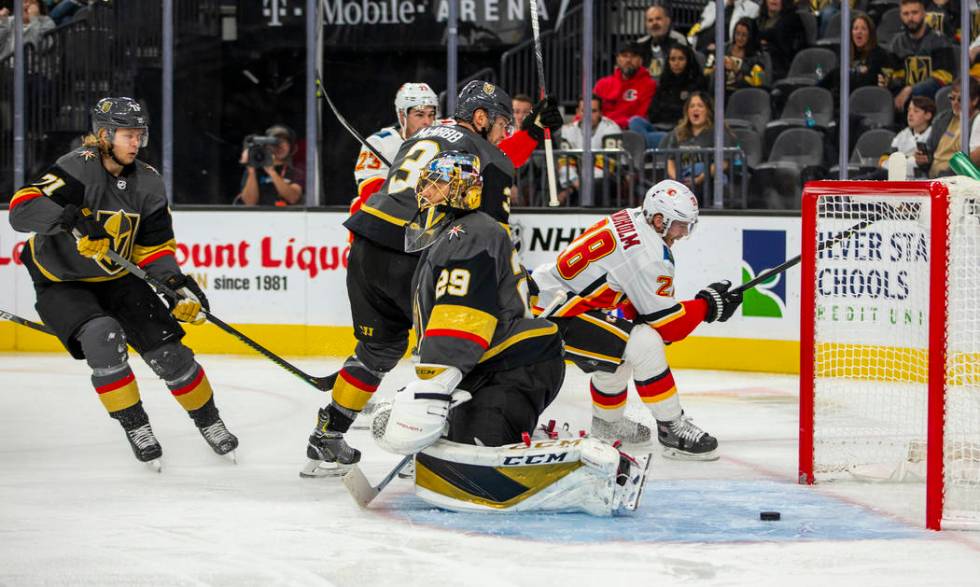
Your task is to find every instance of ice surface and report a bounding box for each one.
[1,354,978,586]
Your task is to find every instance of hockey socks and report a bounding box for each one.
[93,366,141,414]
[331,358,382,414]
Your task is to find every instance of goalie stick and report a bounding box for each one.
[315,77,393,168]
[529,0,560,207]
[0,309,55,335]
[342,390,472,508]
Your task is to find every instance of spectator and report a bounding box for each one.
[593,41,656,129]
[511,94,534,130]
[630,44,709,148]
[662,92,737,192]
[757,0,806,81]
[636,4,689,81]
[687,0,760,53]
[556,95,621,205]
[858,95,935,179]
[0,0,54,61]
[704,17,768,96]
[47,0,89,26]
[887,0,954,112]
[236,125,305,206]
[819,12,892,97]
[918,77,980,177]
[924,0,957,38]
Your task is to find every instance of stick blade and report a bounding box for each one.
[342,464,380,508]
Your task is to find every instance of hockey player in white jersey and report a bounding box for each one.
[349,83,439,217]
[532,180,743,460]
[375,151,650,516]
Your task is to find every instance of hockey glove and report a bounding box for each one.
[380,365,465,455]
[696,280,743,323]
[522,96,563,143]
[60,204,111,261]
[163,274,209,325]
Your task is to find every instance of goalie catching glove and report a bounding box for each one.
[379,364,468,455]
[521,96,563,143]
[696,280,743,323]
[162,274,209,325]
[60,204,111,261]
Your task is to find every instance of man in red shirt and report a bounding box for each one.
[593,42,657,129]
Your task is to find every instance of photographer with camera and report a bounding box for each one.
[236,125,304,207]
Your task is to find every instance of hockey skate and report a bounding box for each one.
[125,423,163,472]
[300,408,362,478]
[198,418,239,462]
[656,413,719,461]
[591,415,652,445]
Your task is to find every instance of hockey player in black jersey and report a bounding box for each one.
[7,97,238,470]
[376,152,649,515]
[300,81,562,477]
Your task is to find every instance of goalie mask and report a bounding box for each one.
[404,151,483,253]
[92,97,149,148]
[642,179,699,240]
[395,83,439,137]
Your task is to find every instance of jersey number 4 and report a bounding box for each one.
[556,226,616,280]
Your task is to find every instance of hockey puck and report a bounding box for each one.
[760,511,781,521]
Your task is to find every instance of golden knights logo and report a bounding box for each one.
[483,82,496,95]
[924,12,944,33]
[94,209,141,275]
[904,56,933,85]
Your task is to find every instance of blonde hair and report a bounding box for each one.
[81,130,111,155]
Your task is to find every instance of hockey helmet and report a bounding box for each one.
[91,97,149,148]
[641,179,699,238]
[395,83,439,132]
[454,80,513,130]
[405,151,483,252]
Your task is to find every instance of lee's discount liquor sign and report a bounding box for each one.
[321,0,567,49]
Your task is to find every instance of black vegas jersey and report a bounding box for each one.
[344,122,515,253]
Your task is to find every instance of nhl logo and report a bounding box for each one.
[117,179,127,190]
[483,83,495,95]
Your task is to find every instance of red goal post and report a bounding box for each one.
[799,179,980,531]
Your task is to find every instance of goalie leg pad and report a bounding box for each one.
[624,326,682,422]
[414,437,651,516]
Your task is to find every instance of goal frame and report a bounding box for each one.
[798,180,950,531]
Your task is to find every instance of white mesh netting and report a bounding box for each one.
[810,179,979,526]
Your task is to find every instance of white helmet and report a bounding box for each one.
[395,82,439,134]
[641,179,699,238]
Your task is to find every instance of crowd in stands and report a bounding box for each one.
[1,0,100,60]
[544,0,980,208]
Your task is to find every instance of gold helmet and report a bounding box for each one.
[405,151,483,252]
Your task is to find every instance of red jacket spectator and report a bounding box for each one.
[593,43,657,129]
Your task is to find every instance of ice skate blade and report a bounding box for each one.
[145,459,162,473]
[660,446,719,461]
[397,460,415,480]
[299,459,352,478]
[224,451,238,465]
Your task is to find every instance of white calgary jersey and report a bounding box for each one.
[353,125,403,192]
[532,207,679,321]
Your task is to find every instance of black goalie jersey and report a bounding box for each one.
[344,122,515,253]
[412,210,562,375]
[8,146,179,284]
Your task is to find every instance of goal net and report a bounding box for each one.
[799,178,980,530]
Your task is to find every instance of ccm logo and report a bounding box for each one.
[502,452,569,466]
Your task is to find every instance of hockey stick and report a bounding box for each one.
[0,309,55,335]
[89,244,336,392]
[314,77,393,168]
[529,0,560,208]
